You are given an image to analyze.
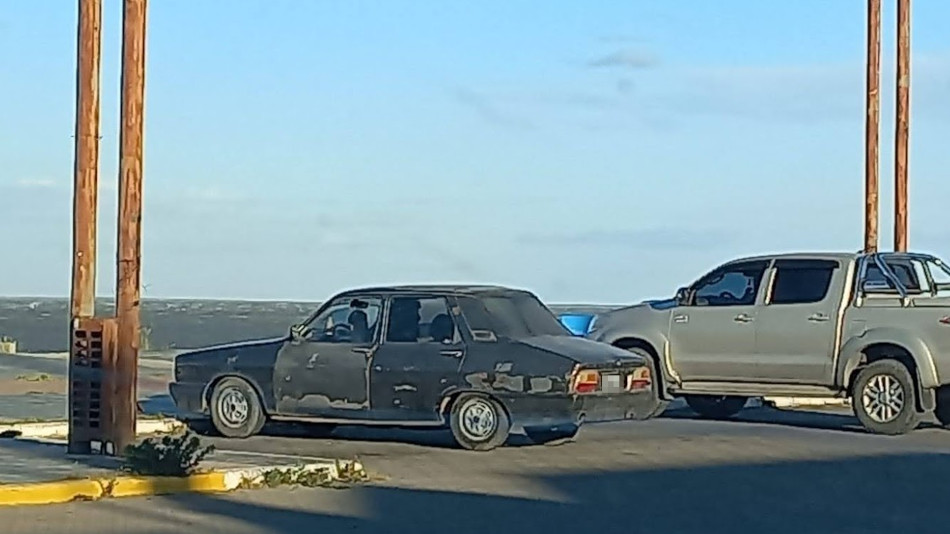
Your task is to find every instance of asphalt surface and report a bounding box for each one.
[2,406,949,533]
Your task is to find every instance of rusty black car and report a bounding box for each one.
[169,285,655,450]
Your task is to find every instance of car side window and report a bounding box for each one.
[306,297,382,343]
[691,261,768,307]
[386,296,461,344]
[768,260,838,305]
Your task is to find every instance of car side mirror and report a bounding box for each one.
[289,323,310,342]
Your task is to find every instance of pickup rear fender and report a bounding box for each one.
[837,328,940,390]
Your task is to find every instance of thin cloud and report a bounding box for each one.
[451,88,536,130]
[518,227,734,251]
[587,49,657,70]
[13,178,59,189]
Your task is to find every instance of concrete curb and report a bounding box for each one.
[0,459,364,507]
[0,418,184,439]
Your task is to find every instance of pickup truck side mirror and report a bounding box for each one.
[674,286,690,306]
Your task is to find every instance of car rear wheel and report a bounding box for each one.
[852,360,919,435]
[623,347,669,420]
[449,393,510,451]
[685,395,747,419]
[209,377,266,439]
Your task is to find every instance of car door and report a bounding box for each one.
[369,294,465,421]
[753,259,843,384]
[668,259,769,382]
[273,295,383,418]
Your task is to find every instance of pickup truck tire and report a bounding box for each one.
[933,388,950,428]
[449,393,511,451]
[625,347,669,420]
[852,360,919,435]
[684,395,747,419]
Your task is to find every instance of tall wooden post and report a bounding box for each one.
[114,0,148,452]
[893,0,911,252]
[68,0,103,454]
[863,0,882,254]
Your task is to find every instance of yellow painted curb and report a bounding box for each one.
[0,472,229,507]
[0,479,105,506]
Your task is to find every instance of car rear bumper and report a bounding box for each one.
[574,390,654,423]
[168,382,206,418]
[501,389,653,428]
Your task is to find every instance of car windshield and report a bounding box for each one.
[480,294,571,338]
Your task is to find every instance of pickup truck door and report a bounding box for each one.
[668,260,769,381]
[752,259,844,384]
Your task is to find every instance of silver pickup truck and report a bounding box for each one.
[588,251,950,435]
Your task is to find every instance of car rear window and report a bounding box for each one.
[462,293,570,339]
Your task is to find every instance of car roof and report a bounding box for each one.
[334,284,532,298]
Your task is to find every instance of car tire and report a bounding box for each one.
[209,377,266,439]
[524,424,579,446]
[624,347,669,420]
[449,393,510,451]
[685,395,747,419]
[852,360,919,435]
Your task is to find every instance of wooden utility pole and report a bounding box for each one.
[114,0,148,452]
[68,0,102,454]
[863,0,882,253]
[894,0,911,252]
[70,0,102,324]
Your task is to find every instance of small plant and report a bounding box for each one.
[121,431,215,476]
[239,460,367,490]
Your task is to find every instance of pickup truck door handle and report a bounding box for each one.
[808,313,831,322]
[440,350,463,359]
[673,314,688,324]
[733,313,753,323]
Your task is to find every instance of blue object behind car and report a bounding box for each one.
[558,313,597,336]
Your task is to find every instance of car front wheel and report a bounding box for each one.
[852,360,919,435]
[449,393,510,451]
[209,377,266,439]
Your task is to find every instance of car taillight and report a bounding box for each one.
[628,366,652,391]
[573,369,599,393]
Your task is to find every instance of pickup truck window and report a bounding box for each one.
[769,259,838,305]
[865,260,923,292]
[691,260,768,307]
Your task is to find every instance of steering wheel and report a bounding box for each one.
[331,323,353,336]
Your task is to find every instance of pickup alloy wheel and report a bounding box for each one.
[449,393,511,451]
[852,360,919,435]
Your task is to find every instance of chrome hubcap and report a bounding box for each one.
[861,374,905,424]
[460,399,497,441]
[217,387,250,427]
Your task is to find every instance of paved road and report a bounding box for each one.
[2,407,949,533]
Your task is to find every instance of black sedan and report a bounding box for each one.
[169,285,655,451]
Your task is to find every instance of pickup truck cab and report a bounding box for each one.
[588,251,950,435]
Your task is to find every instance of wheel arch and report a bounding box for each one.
[438,387,512,423]
[610,336,672,400]
[843,341,933,412]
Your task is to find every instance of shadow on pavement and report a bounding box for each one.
[662,406,948,434]
[138,451,950,534]
[256,421,538,449]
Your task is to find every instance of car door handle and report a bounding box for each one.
[733,314,753,323]
[673,314,688,324]
[808,313,830,322]
[440,350,463,359]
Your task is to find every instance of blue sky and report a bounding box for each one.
[2,1,949,303]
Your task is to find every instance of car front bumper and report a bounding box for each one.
[168,382,206,418]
